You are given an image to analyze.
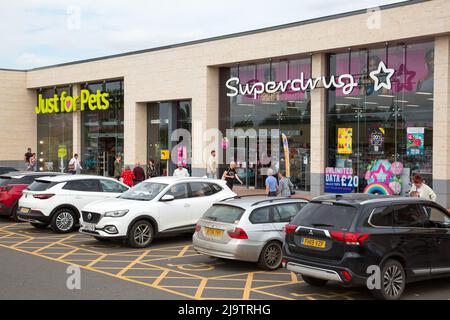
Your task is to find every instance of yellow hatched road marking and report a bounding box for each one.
[176,245,190,257]
[57,248,79,260]
[0,243,194,299]
[251,288,295,300]
[85,254,107,267]
[194,278,208,299]
[242,272,253,300]
[116,250,150,277]
[151,269,170,286]
[33,234,76,253]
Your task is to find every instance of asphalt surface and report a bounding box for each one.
[0,247,182,300]
[1,218,450,300]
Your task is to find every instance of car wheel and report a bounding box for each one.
[257,241,283,270]
[50,208,77,233]
[302,275,328,287]
[127,220,154,248]
[10,203,20,222]
[372,259,406,300]
[30,222,48,229]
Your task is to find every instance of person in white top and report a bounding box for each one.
[173,163,190,177]
[68,154,83,175]
[409,174,437,201]
[207,150,217,179]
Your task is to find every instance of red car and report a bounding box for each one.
[0,172,64,221]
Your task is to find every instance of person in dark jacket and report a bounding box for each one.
[147,159,158,178]
[114,155,122,180]
[133,162,146,185]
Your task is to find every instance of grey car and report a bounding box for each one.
[193,196,308,270]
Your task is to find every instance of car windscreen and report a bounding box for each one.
[0,176,34,186]
[291,202,357,231]
[202,204,245,223]
[0,176,13,186]
[119,182,168,201]
[27,180,58,191]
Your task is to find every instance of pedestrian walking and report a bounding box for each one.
[222,161,243,190]
[278,171,294,197]
[409,174,437,201]
[265,168,278,197]
[121,165,135,187]
[147,159,158,178]
[173,162,190,177]
[207,150,217,179]
[68,154,82,174]
[133,162,146,184]
[29,153,38,172]
[24,147,32,170]
[114,155,122,180]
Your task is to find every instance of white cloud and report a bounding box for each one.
[0,0,407,69]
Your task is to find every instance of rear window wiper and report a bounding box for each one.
[311,223,334,227]
[205,216,217,221]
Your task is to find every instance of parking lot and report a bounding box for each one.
[2,218,450,300]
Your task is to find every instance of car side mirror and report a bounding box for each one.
[160,194,175,202]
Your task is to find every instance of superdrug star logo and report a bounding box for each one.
[369,61,395,92]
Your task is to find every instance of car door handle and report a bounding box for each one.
[184,203,190,207]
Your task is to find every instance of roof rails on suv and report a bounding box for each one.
[251,197,298,206]
[220,194,267,202]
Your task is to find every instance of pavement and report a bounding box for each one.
[1,217,450,300]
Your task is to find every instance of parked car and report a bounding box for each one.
[17,175,129,233]
[0,172,64,221]
[0,167,18,175]
[283,194,450,300]
[79,177,236,247]
[193,196,308,270]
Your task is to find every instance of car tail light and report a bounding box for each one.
[330,231,369,246]
[0,185,12,192]
[227,227,248,239]
[33,193,55,200]
[284,224,298,234]
[341,270,352,282]
[194,224,201,233]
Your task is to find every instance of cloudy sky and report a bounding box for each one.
[1,0,407,69]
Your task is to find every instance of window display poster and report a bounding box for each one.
[281,133,290,177]
[406,127,424,156]
[368,127,385,154]
[337,128,352,154]
[324,167,358,193]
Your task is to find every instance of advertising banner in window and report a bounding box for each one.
[324,167,357,193]
[368,127,385,154]
[406,127,425,156]
[337,128,352,154]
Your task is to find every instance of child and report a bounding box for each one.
[410,191,420,198]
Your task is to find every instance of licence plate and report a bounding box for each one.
[83,223,96,232]
[302,237,326,249]
[20,207,30,214]
[204,227,224,237]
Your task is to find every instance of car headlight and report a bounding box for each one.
[104,209,129,217]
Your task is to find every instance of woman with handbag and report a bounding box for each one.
[278,171,294,197]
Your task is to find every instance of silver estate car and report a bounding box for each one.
[193,196,308,270]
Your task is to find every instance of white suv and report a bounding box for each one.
[79,177,236,247]
[18,175,129,233]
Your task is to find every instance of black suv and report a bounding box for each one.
[283,194,450,300]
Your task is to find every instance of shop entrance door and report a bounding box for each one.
[97,137,117,177]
